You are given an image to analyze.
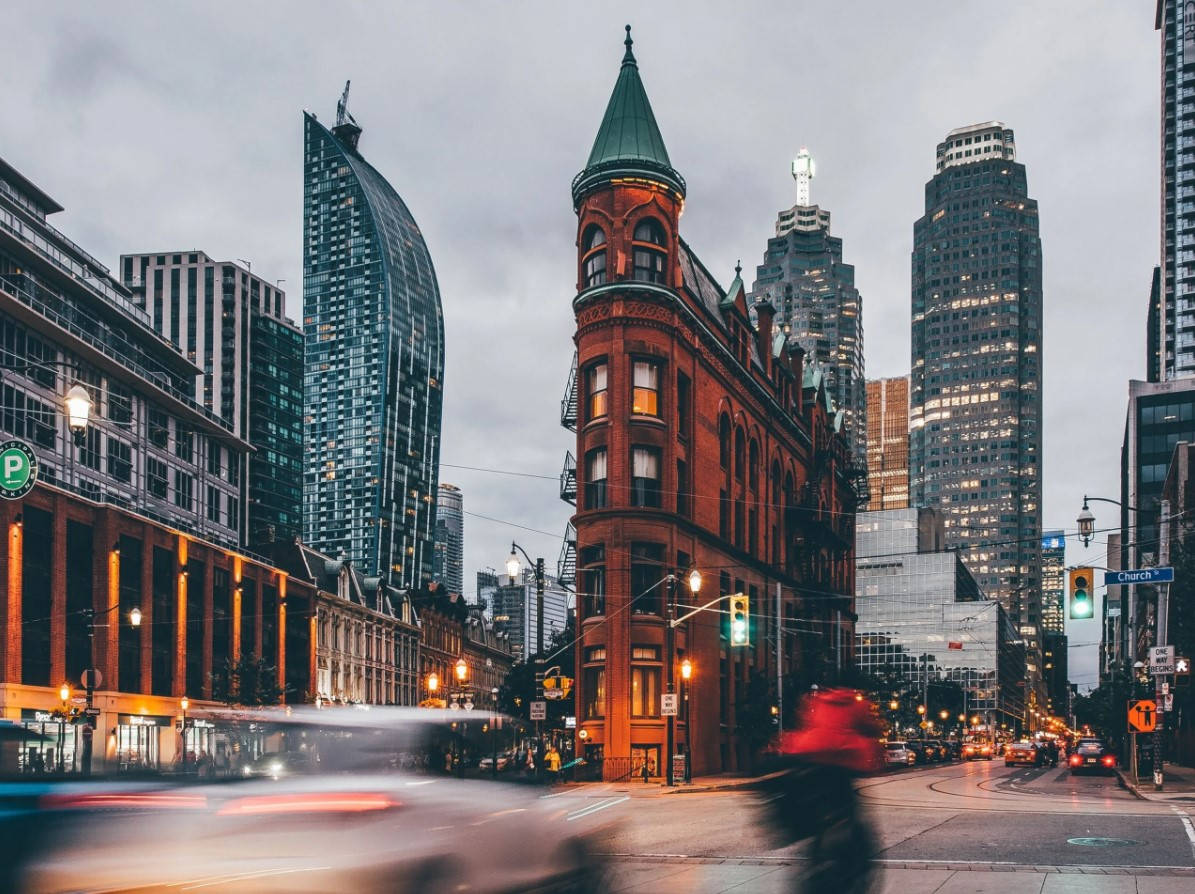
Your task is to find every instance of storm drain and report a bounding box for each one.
[1066,838,1139,848]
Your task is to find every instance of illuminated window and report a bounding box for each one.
[587,363,608,420]
[632,361,659,416]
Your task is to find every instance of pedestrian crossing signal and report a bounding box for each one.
[1068,567,1094,620]
[730,593,749,646]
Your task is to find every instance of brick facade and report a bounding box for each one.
[568,33,858,780]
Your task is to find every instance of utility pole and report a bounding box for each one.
[666,574,676,786]
[1155,500,1170,790]
[776,582,783,732]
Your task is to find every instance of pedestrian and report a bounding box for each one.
[545,744,561,783]
[641,758,650,784]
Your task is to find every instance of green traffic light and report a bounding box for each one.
[1071,592,1092,619]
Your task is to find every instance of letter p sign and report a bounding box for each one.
[0,440,37,500]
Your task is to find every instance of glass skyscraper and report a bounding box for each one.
[302,98,445,587]
[750,156,866,474]
[909,122,1043,645]
[433,482,464,596]
[1040,530,1065,635]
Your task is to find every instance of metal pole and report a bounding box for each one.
[666,575,676,786]
[776,581,783,733]
[535,557,544,782]
[684,675,692,783]
[1155,501,1170,790]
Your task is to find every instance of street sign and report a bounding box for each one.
[1165,694,1175,712]
[1128,699,1158,733]
[661,693,679,716]
[529,700,546,721]
[1104,568,1174,586]
[0,439,37,500]
[1107,607,1122,618]
[564,716,576,729]
[1151,645,1176,675]
[84,707,100,716]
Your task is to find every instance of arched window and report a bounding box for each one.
[582,226,607,288]
[734,427,746,481]
[632,218,667,284]
[719,415,731,469]
[748,440,760,491]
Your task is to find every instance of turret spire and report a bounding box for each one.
[623,24,635,65]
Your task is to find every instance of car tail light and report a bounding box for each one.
[1069,755,1082,766]
[1102,756,1115,767]
[41,791,208,810]
[216,792,399,816]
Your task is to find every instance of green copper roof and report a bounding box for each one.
[586,26,673,170]
[572,26,685,206]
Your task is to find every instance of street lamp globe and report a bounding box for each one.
[939,709,949,721]
[59,683,69,702]
[680,658,693,681]
[180,696,189,712]
[129,607,142,627]
[427,672,439,693]
[687,568,702,594]
[505,548,521,585]
[63,384,92,437]
[455,658,468,683]
[889,700,899,711]
[917,704,926,715]
[1076,502,1095,547]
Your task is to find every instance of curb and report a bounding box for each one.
[665,771,783,794]
[1115,768,1146,800]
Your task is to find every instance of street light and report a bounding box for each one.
[56,684,70,772]
[664,568,703,786]
[79,601,142,776]
[505,541,546,775]
[889,700,899,711]
[180,696,189,769]
[455,658,468,684]
[63,384,92,445]
[427,672,439,694]
[679,658,693,783]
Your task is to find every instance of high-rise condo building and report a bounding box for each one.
[750,149,866,475]
[865,377,909,511]
[908,122,1043,689]
[1157,1,1195,379]
[302,85,445,586]
[433,482,464,595]
[121,252,303,545]
[1040,530,1065,635]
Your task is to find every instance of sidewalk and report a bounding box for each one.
[1117,762,1195,803]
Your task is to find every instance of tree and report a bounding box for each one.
[210,655,285,706]
[497,616,576,731]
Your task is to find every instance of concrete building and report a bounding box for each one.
[865,377,909,511]
[1118,379,1195,663]
[909,121,1044,709]
[1041,530,1066,635]
[0,156,318,772]
[433,483,464,596]
[120,252,304,546]
[489,570,571,662]
[302,86,444,587]
[855,508,1026,730]
[749,149,867,478]
[565,29,858,779]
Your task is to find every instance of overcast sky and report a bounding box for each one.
[2,2,1158,690]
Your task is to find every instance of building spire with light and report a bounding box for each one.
[792,146,815,207]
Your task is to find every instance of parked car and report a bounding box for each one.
[962,741,994,761]
[945,740,962,760]
[1068,740,1117,775]
[884,742,917,768]
[905,741,930,764]
[1003,741,1040,767]
[924,740,947,762]
[478,752,514,773]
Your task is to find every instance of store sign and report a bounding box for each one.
[118,714,169,727]
[22,710,55,724]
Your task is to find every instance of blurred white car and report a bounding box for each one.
[16,708,613,893]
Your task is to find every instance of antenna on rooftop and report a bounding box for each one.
[792,147,815,207]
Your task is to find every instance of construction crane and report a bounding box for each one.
[336,80,357,128]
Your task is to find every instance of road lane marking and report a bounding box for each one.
[599,852,1195,873]
[1172,806,1195,860]
[567,794,629,821]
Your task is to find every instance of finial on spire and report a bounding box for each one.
[735,260,742,277]
[623,24,636,65]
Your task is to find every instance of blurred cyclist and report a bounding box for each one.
[762,687,882,894]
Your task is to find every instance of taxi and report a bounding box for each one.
[962,741,993,761]
[1003,741,1039,767]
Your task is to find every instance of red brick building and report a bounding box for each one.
[565,29,859,780]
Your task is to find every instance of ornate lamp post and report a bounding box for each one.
[680,658,693,783]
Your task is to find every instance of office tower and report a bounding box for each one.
[909,122,1043,651]
[1040,530,1065,635]
[433,483,464,595]
[855,508,1025,729]
[302,85,445,586]
[490,570,571,662]
[865,377,909,510]
[750,149,866,473]
[121,252,303,544]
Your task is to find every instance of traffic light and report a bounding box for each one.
[729,593,750,646]
[1068,567,1094,620]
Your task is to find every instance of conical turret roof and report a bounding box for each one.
[572,26,685,207]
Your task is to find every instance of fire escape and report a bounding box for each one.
[558,351,579,587]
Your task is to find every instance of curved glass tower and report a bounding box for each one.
[302,103,444,589]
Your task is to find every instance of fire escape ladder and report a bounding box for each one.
[561,350,578,432]
[557,521,577,588]
[559,450,577,505]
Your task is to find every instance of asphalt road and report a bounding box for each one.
[550,759,1195,892]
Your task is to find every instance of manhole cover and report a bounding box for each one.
[1067,837,1138,848]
